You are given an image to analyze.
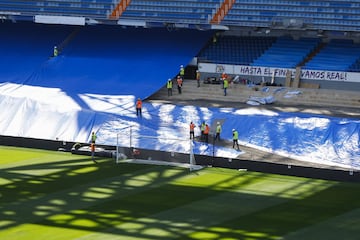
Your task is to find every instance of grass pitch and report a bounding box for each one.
[0,146,360,240]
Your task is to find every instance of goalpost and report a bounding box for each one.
[115,126,200,171]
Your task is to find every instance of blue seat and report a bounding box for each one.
[121,0,218,24]
[223,0,360,32]
[251,37,320,68]
[197,36,276,65]
[0,0,115,19]
[304,39,360,71]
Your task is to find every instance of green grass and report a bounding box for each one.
[1,146,360,240]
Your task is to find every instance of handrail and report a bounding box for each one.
[210,0,235,24]
[109,0,131,20]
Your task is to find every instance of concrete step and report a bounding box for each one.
[149,79,360,108]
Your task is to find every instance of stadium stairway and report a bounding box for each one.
[148,79,360,114]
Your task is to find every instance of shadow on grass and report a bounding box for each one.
[1,155,360,239]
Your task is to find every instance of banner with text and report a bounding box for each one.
[198,63,360,82]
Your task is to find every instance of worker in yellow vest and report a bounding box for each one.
[167,78,173,96]
[53,46,58,57]
[214,122,222,141]
[223,78,229,96]
[179,65,185,81]
[200,121,205,140]
[232,129,240,150]
[196,70,201,87]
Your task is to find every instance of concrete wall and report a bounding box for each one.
[1,135,358,183]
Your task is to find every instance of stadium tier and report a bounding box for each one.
[1,1,360,73]
[0,0,360,31]
[197,35,360,72]
[304,39,360,71]
[251,37,320,68]
[121,0,218,24]
[225,0,360,31]
[197,36,277,65]
[0,0,115,20]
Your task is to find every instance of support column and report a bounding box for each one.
[292,66,301,88]
[210,0,236,24]
[109,0,131,20]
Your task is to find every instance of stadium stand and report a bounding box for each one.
[196,35,360,73]
[120,0,217,24]
[304,39,360,71]
[197,35,276,65]
[224,0,360,32]
[0,0,360,33]
[0,0,116,20]
[349,58,360,72]
[251,37,320,68]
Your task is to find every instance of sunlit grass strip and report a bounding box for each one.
[0,146,359,240]
[0,146,87,167]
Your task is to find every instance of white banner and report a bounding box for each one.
[198,63,360,82]
[35,15,85,26]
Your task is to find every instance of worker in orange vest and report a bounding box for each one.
[177,76,183,94]
[136,98,142,118]
[204,124,210,143]
[91,143,97,163]
[221,72,228,81]
[189,122,195,139]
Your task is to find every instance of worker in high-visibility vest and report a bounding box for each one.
[176,76,183,94]
[232,129,240,150]
[200,121,205,140]
[196,70,201,87]
[53,46,58,57]
[204,124,210,143]
[223,78,229,96]
[221,72,228,81]
[179,65,185,80]
[167,78,173,96]
[214,122,222,141]
[91,131,97,144]
[136,98,142,118]
[189,122,195,139]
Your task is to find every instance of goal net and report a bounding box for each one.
[115,126,200,171]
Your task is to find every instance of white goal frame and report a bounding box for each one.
[115,126,200,171]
